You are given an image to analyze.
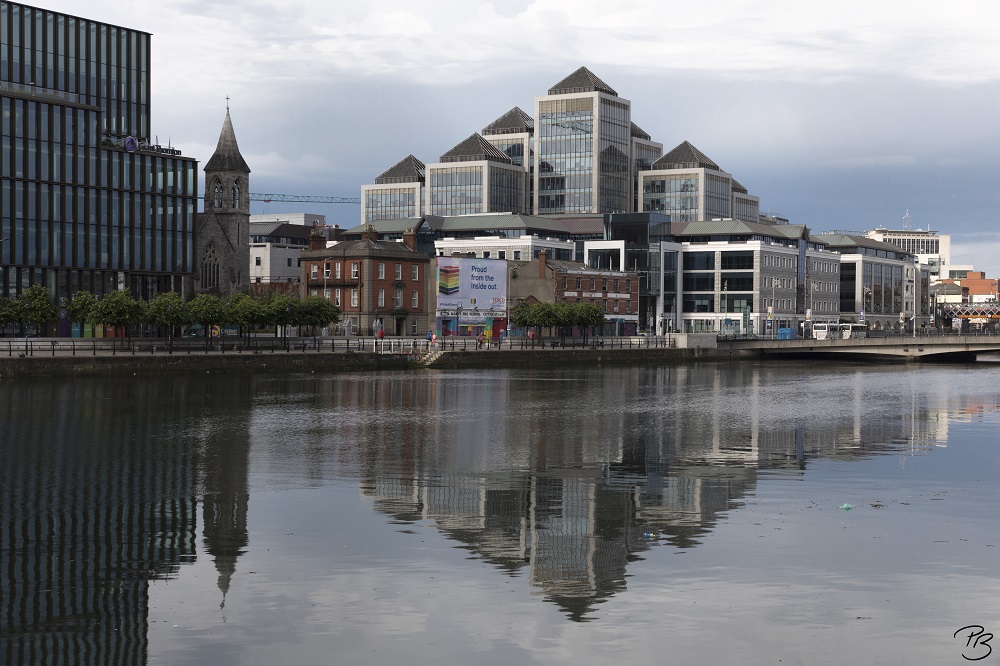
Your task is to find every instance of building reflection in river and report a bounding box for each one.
[0,378,253,664]
[246,363,959,621]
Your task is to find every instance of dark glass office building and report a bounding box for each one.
[1,2,197,319]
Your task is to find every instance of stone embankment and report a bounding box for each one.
[0,334,731,379]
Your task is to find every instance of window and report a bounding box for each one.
[335,263,342,279]
[576,277,582,289]
[378,289,385,307]
[324,288,330,300]
[255,256,261,266]
[378,263,385,279]
[602,278,607,291]
[311,264,318,279]
[395,264,402,280]
[411,320,418,335]
[351,288,358,307]
[394,288,403,308]
[603,299,608,312]
[625,278,631,291]
[613,300,619,313]
[625,300,631,313]
[287,258,292,268]
[351,263,359,279]
[335,289,341,306]
[499,251,506,259]
[213,182,223,209]
[324,263,331,278]
[411,265,419,280]
[483,251,491,259]
[232,182,240,208]
[514,251,521,260]
[613,279,619,292]
[411,290,419,307]
[590,278,596,290]
[562,276,568,289]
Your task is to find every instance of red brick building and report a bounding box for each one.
[300,226,431,336]
[508,250,641,333]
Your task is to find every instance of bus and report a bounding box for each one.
[842,323,868,339]
[812,322,840,340]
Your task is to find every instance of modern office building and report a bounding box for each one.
[425,133,527,217]
[639,141,761,223]
[866,219,951,282]
[361,154,425,223]
[1,2,198,315]
[814,233,928,331]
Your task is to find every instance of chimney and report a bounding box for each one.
[364,223,378,243]
[403,227,417,251]
[308,226,326,251]
[538,249,547,278]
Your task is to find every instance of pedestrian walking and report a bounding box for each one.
[477,332,484,349]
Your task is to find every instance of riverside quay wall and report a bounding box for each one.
[0,335,730,379]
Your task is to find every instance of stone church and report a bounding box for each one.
[187,109,251,299]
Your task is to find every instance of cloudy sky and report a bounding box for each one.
[36,0,1000,275]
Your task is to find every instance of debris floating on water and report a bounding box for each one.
[839,503,853,511]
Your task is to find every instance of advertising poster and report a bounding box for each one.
[436,257,507,322]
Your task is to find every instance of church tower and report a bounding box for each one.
[190,107,251,298]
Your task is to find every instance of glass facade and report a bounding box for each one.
[1,2,197,304]
[535,93,631,215]
[643,173,700,221]
[428,166,483,216]
[537,97,595,214]
[364,184,420,221]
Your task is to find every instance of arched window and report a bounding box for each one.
[201,242,220,290]
[213,181,223,209]
[232,181,241,209]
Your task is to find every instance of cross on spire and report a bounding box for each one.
[226,95,230,111]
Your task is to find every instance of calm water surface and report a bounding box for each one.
[3,361,1000,665]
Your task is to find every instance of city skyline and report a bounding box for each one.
[29,0,1000,276]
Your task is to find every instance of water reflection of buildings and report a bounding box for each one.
[0,378,252,664]
[352,364,956,620]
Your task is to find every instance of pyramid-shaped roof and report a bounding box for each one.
[630,122,651,140]
[205,109,251,173]
[651,140,721,171]
[482,107,534,136]
[374,154,425,184]
[440,133,512,164]
[547,66,617,96]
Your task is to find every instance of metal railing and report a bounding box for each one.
[4,335,678,357]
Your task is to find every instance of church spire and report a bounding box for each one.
[205,107,250,174]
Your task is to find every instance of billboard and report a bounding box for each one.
[436,257,507,318]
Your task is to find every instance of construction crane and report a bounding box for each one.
[249,193,360,204]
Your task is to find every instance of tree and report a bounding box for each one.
[17,284,58,335]
[0,296,20,335]
[297,296,340,334]
[147,292,190,349]
[91,290,146,336]
[227,293,264,339]
[187,293,228,343]
[573,303,606,341]
[64,291,98,336]
[261,293,299,347]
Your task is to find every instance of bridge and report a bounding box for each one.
[716,334,1000,361]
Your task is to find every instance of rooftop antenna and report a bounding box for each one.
[902,209,911,230]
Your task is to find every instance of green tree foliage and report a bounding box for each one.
[64,291,98,327]
[187,293,228,338]
[17,284,58,334]
[147,292,191,331]
[227,293,264,338]
[0,296,20,331]
[91,290,146,334]
[297,296,340,331]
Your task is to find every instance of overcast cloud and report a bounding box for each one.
[35,0,1000,274]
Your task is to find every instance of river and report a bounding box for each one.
[2,360,999,664]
